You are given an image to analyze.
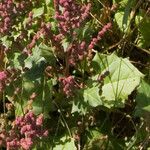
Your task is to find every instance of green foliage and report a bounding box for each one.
[135,80,150,116]
[72,83,102,114]
[32,7,45,18]
[92,53,143,108]
[0,0,149,149]
[53,136,76,150]
[138,16,150,48]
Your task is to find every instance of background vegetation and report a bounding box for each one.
[0,0,150,149]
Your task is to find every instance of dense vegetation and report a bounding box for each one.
[0,0,150,149]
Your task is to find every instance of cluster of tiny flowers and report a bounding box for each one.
[0,111,48,150]
[0,0,34,35]
[54,0,91,35]
[88,23,112,49]
[0,71,7,92]
[59,76,76,97]
[0,0,14,34]
[67,41,87,66]
[27,22,63,52]
[52,0,92,65]
[66,23,111,65]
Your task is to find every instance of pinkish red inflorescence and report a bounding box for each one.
[0,111,48,150]
[88,23,112,49]
[0,71,7,81]
[54,0,91,35]
[59,76,76,97]
[0,71,7,92]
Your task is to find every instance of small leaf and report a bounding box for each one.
[33,7,44,18]
[1,36,12,48]
[135,80,150,115]
[39,43,56,64]
[138,16,150,48]
[115,11,129,32]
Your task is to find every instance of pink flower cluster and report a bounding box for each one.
[0,0,14,34]
[0,111,48,150]
[0,71,7,92]
[59,76,76,97]
[88,23,112,49]
[53,0,92,65]
[27,22,63,52]
[54,0,91,35]
[67,41,87,66]
[0,71,7,81]
[0,0,34,35]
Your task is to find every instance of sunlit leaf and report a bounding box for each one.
[92,52,144,108]
[33,7,44,18]
[53,136,76,150]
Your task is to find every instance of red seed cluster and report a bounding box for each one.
[27,22,63,52]
[0,71,7,92]
[0,111,48,150]
[59,76,76,97]
[0,0,14,34]
[88,23,112,49]
[54,0,91,35]
[53,0,92,65]
[67,41,87,66]
[0,0,34,35]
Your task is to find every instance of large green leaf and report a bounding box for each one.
[92,52,144,108]
[7,45,55,116]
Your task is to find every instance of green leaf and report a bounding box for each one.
[115,11,129,32]
[138,16,150,48]
[113,0,128,6]
[24,44,56,69]
[14,77,53,116]
[122,0,132,28]
[53,136,76,150]
[143,105,150,112]
[72,90,88,115]
[39,43,56,64]
[11,53,22,69]
[135,80,150,116]
[1,36,12,48]
[83,84,102,107]
[84,128,106,150]
[24,46,46,69]
[92,52,144,108]
[10,46,55,116]
[72,83,102,114]
[33,7,44,18]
